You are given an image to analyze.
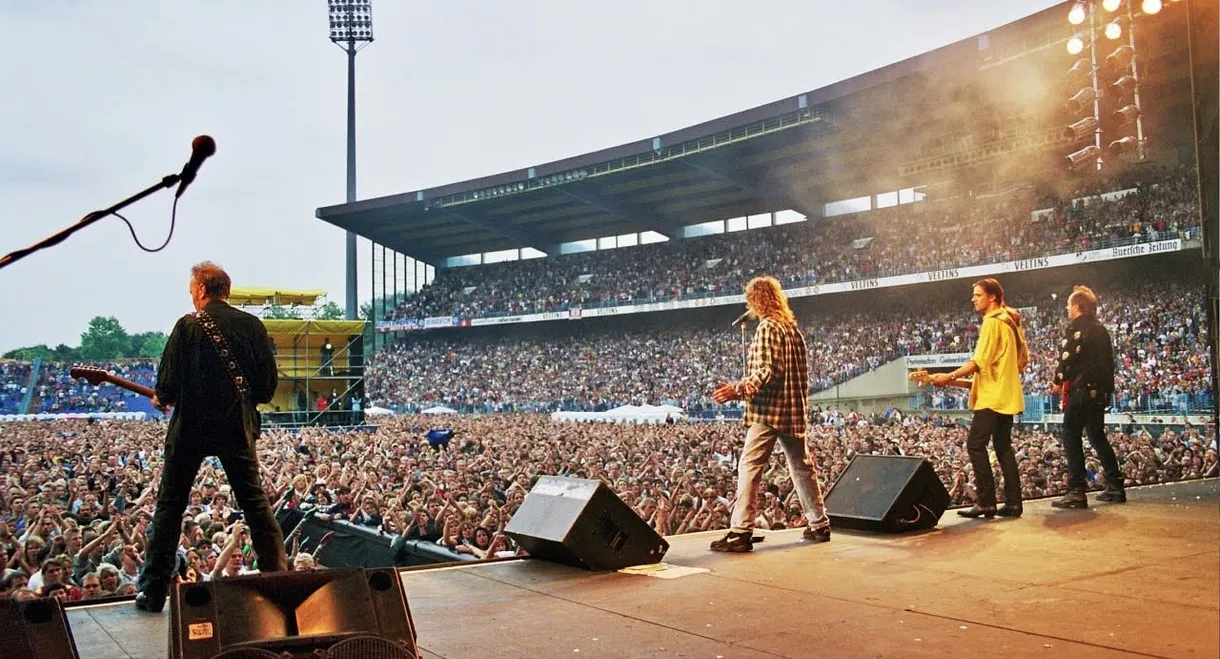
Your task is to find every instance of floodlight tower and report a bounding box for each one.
[328,0,374,320]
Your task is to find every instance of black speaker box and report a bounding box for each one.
[505,476,669,570]
[169,567,417,659]
[825,455,949,533]
[0,597,80,659]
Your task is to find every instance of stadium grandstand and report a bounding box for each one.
[314,0,1211,422]
[1,0,1216,615]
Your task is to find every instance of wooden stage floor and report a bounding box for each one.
[66,478,1219,659]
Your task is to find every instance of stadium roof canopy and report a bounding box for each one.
[313,3,1099,266]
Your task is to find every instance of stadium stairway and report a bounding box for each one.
[17,357,40,414]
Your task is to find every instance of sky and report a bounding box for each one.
[0,0,1063,353]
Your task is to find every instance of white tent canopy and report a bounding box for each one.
[421,406,459,415]
[551,404,686,424]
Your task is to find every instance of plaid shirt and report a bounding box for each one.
[735,317,809,438]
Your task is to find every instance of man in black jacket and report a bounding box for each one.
[136,262,287,612]
[1051,285,1125,509]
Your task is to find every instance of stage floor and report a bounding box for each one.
[68,479,1219,659]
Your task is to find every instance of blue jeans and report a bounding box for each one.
[730,423,828,533]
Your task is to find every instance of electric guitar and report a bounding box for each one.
[908,368,973,389]
[69,366,156,400]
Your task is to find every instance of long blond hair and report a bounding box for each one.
[745,277,797,327]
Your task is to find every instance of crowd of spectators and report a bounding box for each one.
[0,360,158,416]
[1,412,1215,600]
[33,360,158,415]
[384,165,1199,321]
[0,361,32,414]
[367,275,1212,415]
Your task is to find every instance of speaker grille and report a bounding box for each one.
[326,635,413,658]
[209,649,281,659]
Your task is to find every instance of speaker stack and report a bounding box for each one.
[0,597,80,659]
[169,567,417,659]
[506,476,669,570]
[825,455,950,533]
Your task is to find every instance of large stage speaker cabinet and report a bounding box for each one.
[169,567,418,659]
[825,455,950,533]
[0,598,80,659]
[505,476,669,570]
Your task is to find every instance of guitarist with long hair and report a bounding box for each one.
[134,262,287,612]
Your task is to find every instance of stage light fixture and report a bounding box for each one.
[1142,0,1162,13]
[1105,21,1123,39]
[1068,2,1087,24]
[1108,136,1139,154]
[1064,116,1099,140]
[1067,144,1102,168]
[1067,35,1085,55]
[1102,0,1122,11]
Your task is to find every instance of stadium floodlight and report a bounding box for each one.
[1068,86,1098,113]
[1108,136,1140,154]
[1113,104,1142,125]
[1067,144,1103,168]
[1064,116,1099,140]
[1068,2,1087,24]
[1067,35,1086,55]
[1105,20,1123,39]
[326,0,375,320]
[1141,0,1162,13]
[1102,0,1123,12]
[329,0,374,43]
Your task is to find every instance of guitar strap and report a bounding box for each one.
[194,309,250,402]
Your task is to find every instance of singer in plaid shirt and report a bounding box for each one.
[710,277,829,553]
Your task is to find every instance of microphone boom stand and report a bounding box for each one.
[0,173,181,272]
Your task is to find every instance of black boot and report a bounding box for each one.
[996,503,1023,517]
[134,590,166,613]
[956,505,996,519]
[1051,490,1088,509]
[1095,486,1126,503]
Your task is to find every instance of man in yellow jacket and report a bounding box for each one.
[931,278,1027,519]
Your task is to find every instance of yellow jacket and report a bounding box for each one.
[968,306,1027,415]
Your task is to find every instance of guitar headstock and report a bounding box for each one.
[69,365,110,386]
[908,368,932,385]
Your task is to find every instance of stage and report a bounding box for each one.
[67,479,1219,658]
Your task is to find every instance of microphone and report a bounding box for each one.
[731,310,752,327]
[174,135,216,198]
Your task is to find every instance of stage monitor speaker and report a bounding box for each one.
[505,476,669,571]
[170,567,418,659]
[0,597,80,659]
[825,455,949,533]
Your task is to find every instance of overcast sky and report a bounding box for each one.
[0,0,1061,353]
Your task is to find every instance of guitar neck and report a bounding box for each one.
[105,374,156,400]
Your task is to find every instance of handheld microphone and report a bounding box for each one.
[174,135,216,198]
[731,310,752,327]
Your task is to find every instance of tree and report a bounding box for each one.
[316,301,344,320]
[78,316,130,361]
[129,331,169,358]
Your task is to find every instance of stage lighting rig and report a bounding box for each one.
[1061,0,1172,169]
